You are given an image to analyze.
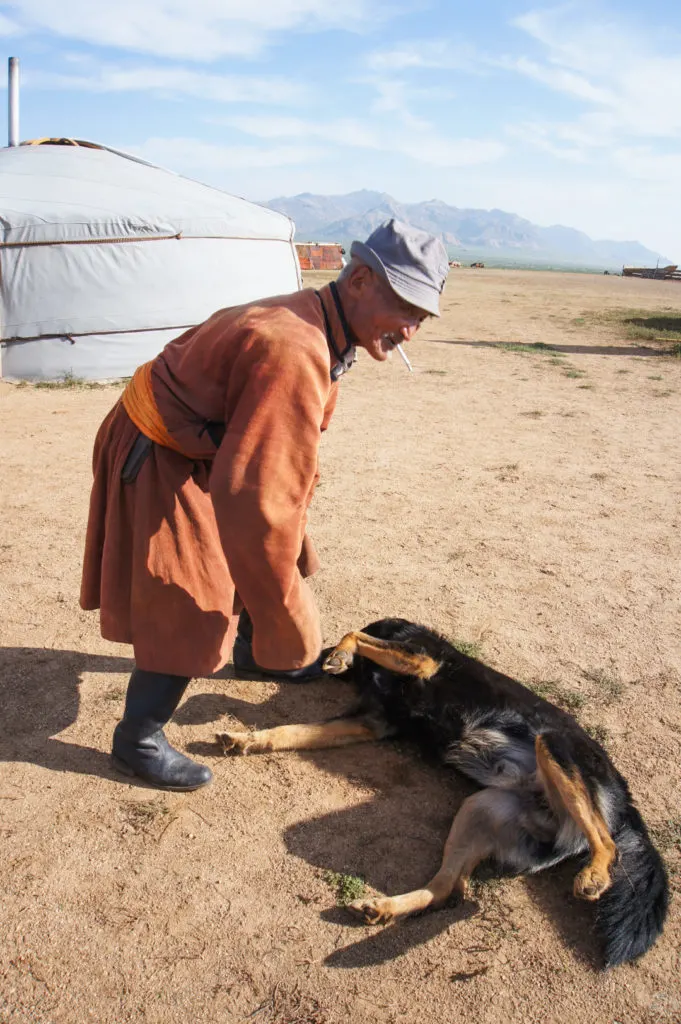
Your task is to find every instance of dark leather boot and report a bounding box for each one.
[233,610,326,682]
[111,669,212,791]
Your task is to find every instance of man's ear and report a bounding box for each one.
[346,262,374,296]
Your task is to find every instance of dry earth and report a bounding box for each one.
[1,268,680,1024]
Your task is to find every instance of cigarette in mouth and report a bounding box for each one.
[395,343,413,371]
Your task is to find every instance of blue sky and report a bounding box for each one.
[1,1,680,259]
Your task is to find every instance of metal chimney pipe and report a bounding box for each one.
[8,57,20,147]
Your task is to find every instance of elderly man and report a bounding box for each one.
[80,219,449,792]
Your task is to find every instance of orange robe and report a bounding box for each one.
[80,285,346,676]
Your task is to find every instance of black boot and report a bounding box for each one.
[111,669,212,791]
[233,610,326,682]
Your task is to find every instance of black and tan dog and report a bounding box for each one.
[217,618,669,967]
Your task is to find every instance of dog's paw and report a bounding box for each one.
[215,730,260,756]
[573,865,611,901]
[323,648,354,675]
[347,897,395,925]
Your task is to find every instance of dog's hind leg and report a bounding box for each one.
[323,631,440,679]
[535,734,617,901]
[217,717,380,756]
[348,789,517,925]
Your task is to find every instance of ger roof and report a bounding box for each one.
[0,142,293,247]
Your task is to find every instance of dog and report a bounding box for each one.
[217,618,669,967]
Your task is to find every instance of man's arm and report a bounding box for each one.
[210,334,330,671]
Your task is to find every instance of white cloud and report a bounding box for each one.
[218,111,505,168]
[509,7,681,142]
[507,122,588,163]
[0,12,22,34]
[366,39,485,73]
[4,0,383,60]
[494,4,681,206]
[128,136,328,171]
[221,115,378,148]
[507,56,616,105]
[24,62,304,105]
[611,146,681,183]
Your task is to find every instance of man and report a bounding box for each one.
[80,219,449,792]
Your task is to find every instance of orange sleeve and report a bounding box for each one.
[209,327,331,670]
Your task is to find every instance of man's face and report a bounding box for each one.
[350,268,430,362]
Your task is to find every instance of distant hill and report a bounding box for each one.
[265,191,672,270]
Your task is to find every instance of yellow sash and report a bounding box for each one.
[121,361,187,456]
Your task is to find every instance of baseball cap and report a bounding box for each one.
[350,218,449,317]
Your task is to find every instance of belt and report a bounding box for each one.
[121,361,187,455]
[119,361,226,483]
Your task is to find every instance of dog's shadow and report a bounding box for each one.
[1,645,602,968]
[185,685,601,970]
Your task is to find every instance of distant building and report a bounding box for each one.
[295,243,345,271]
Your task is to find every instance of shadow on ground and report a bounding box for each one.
[1,646,602,970]
[429,338,663,357]
[0,646,133,780]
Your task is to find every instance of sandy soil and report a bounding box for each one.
[1,268,680,1024]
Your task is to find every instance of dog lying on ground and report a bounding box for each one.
[217,618,669,967]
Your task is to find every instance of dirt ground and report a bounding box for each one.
[1,268,680,1024]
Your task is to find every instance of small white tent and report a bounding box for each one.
[0,141,301,380]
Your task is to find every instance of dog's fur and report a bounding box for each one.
[217,618,669,967]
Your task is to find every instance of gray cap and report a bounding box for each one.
[350,218,449,317]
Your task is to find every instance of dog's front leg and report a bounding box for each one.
[217,717,379,756]
[324,631,440,679]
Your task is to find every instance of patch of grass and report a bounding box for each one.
[583,667,624,700]
[648,375,663,380]
[498,342,555,353]
[652,389,674,398]
[558,690,587,712]
[245,984,328,1024]
[584,722,610,747]
[649,818,681,852]
[590,472,608,482]
[577,383,595,389]
[32,371,103,390]
[615,368,631,374]
[469,862,508,896]
[22,372,125,390]
[563,368,587,379]
[422,369,448,375]
[528,680,586,712]
[452,638,483,660]
[103,688,126,702]
[520,410,544,418]
[572,308,681,355]
[624,315,681,342]
[323,871,365,906]
[122,799,169,831]
[528,680,561,700]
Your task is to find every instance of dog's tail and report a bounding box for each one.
[595,805,669,967]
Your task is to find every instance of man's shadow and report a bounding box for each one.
[0,645,350,785]
[0,646,135,780]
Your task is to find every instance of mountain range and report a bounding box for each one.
[265,190,671,269]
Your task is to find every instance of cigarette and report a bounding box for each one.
[396,343,413,371]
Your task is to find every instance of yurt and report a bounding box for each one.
[0,141,301,380]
